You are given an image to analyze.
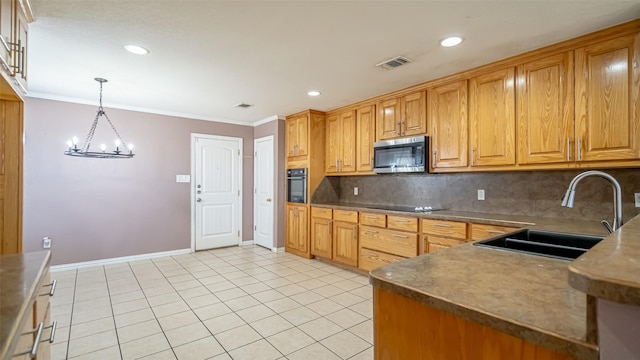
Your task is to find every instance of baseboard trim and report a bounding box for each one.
[51,248,192,272]
[272,247,285,253]
[242,240,255,246]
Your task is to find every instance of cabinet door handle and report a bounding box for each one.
[471,147,475,166]
[41,280,57,297]
[394,219,409,223]
[392,259,402,263]
[365,215,379,219]
[567,138,571,161]
[15,322,44,358]
[44,321,58,343]
[433,150,437,165]
[397,121,401,135]
[577,137,582,161]
[365,230,378,234]
[353,225,357,240]
[366,252,379,258]
[434,223,451,228]
[392,233,408,239]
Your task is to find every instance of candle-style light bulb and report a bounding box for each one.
[66,140,72,148]
[127,143,134,152]
[72,136,78,145]
[100,144,106,152]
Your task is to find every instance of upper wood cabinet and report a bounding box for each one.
[326,110,356,174]
[575,33,640,162]
[429,80,468,169]
[517,52,574,165]
[286,114,309,160]
[377,90,426,140]
[469,67,516,167]
[0,0,14,71]
[356,105,376,172]
[0,0,31,93]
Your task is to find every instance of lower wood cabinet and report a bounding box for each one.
[310,207,359,268]
[422,219,520,253]
[470,223,520,241]
[359,213,418,272]
[286,204,310,258]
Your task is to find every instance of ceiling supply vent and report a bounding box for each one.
[376,56,412,70]
[235,103,252,109]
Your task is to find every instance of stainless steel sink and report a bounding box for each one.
[473,229,603,260]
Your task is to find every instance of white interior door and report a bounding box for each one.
[194,135,242,250]
[254,136,274,249]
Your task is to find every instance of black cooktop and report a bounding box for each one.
[363,204,441,213]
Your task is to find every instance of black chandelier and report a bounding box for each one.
[65,78,135,159]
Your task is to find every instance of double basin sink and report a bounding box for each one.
[474,229,603,260]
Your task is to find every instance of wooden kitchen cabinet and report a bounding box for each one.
[421,219,468,254]
[356,104,376,173]
[286,114,309,160]
[326,110,356,174]
[575,33,640,162]
[377,90,426,140]
[428,79,468,169]
[286,204,309,257]
[469,67,516,167]
[359,213,418,271]
[310,207,332,259]
[0,0,14,72]
[12,0,27,91]
[517,52,574,165]
[333,218,358,267]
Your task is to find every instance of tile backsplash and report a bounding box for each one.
[312,169,640,222]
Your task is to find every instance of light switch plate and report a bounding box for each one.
[176,175,191,183]
[635,193,640,208]
[354,187,359,196]
[478,189,485,201]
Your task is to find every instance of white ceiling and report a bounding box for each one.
[28,1,640,126]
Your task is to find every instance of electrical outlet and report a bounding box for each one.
[43,237,51,249]
[477,189,485,201]
[354,187,359,196]
[635,193,640,208]
[176,175,190,183]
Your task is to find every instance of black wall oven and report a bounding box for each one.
[287,168,307,203]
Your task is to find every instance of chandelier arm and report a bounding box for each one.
[82,110,102,152]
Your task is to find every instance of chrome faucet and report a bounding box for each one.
[561,170,623,234]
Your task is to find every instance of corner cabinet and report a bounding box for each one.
[429,80,468,169]
[469,67,516,167]
[377,90,426,140]
[575,33,640,162]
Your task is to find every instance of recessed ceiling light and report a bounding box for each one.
[307,90,321,97]
[124,44,150,55]
[439,36,463,47]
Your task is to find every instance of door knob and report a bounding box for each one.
[197,198,202,202]
[266,198,272,202]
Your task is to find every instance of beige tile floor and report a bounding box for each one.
[50,245,373,360]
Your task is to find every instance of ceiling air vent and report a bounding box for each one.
[235,103,252,109]
[376,56,412,70]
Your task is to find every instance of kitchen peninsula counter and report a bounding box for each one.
[0,251,51,359]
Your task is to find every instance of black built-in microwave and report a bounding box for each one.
[373,136,428,173]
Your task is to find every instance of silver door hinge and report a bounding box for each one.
[238,230,240,237]
[238,190,240,196]
[254,225,256,230]
[238,149,240,155]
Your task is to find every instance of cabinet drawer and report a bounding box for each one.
[425,235,465,253]
[470,223,519,241]
[311,207,332,220]
[359,212,386,227]
[387,215,418,232]
[421,219,467,240]
[360,226,418,258]
[359,248,405,272]
[334,210,358,223]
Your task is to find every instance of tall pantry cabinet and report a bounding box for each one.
[285,110,325,258]
[0,0,32,255]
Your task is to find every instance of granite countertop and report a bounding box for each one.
[312,202,608,236]
[369,244,598,359]
[569,215,640,306]
[0,251,51,359]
